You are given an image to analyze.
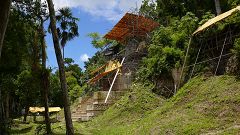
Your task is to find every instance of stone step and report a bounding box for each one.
[86,103,113,111]
[72,114,94,122]
[92,100,115,104]
[86,110,103,116]
[76,108,87,111]
[71,90,126,122]
[81,115,92,122]
[72,115,82,118]
[73,109,85,112]
[72,112,87,116]
[72,111,95,116]
[93,91,125,100]
[74,103,113,112]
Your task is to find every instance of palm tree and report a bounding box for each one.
[46,0,74,134]
[0,0,11,59]
[214,0,221,15]
[56,7,79,59]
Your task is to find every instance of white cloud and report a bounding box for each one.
[80,54,90,62]
[52,0,144,21]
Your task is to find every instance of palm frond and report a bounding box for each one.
[55,7,79,48]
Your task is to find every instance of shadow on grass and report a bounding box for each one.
[34,120,45,124]
[34,118,59,124]
[10,126,33,134]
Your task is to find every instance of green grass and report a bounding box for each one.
[10,75,240,134]
[9,118,44,135]
[84,75,240,134]
[9,117,90,135]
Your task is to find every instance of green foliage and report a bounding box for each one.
[66,73,83,103]
[139,0,157,19]
[0,8,42,119]
[88,32,105,50]
[227,0,240,8]
[64,58,83,84]
[138,12,198,82]
[0,75,17,95]
[84,52,106,76]
[52,58,84,104]
[87,32,117,50]
[64,58,84,102]
[138,1,240,85]
[233,37,240,58]
[49,73,62,107]
[1,10,34,72]
[140,0,215,24]
[16,70,41,107]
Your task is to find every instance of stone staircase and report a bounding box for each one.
[71,91,125,122]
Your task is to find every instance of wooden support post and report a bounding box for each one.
[190,42,203,79]
[178,37,192,90]
[214,32,228,75]
[105,57,125,103]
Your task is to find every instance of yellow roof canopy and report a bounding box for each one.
[29,107,61,113]
[88,60,122,84]
[193,6,240,35]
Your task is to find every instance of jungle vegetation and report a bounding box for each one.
[1,0,240,134]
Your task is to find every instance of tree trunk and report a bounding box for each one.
[23,106,29,122]
[0,0,11,59]
[63,47,65,60]
[214,0,221,15]
[46,0,74,134]
[40,21,51,134]
[32,31,40,72]
[0,88,7,135]
[5,93,9,119]
[42,70,51,134]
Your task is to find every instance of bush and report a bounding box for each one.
[137,12,199,87]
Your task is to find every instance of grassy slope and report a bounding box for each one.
[10,75,240,134]
[10,118,89,135]
[85,76,240,134]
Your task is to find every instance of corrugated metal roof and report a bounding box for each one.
[193,6,240,35]
[104,13,159,43]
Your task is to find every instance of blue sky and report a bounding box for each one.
[45,0,143,70]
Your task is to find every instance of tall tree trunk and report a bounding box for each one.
[32,31,40,72]
[0,0,11,59]
[0,1,11,133]
[214,0,222,15]
[63,47,65,60]
[40,21,51,134]
[0,88,7,135]
[46,0,74,134]
[23,105,29,122]
[5,93,9,119]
